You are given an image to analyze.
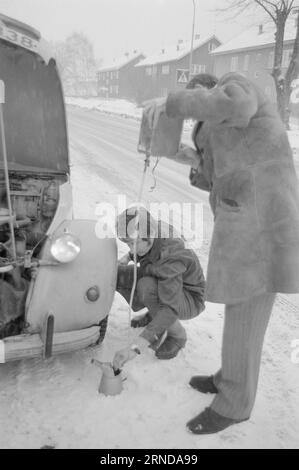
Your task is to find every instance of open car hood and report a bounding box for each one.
[0,25,69,174]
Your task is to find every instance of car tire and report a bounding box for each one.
[96,315,109,345]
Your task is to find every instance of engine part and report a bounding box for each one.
[0,275,28,338]
[41,180,59,218]
[10,190,41,221]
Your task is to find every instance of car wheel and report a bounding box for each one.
[96,315,109,345]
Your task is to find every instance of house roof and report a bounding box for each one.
[211,21,297,55]
[135,34,220,67]
[98,52,144,72]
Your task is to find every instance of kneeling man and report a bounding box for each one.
[113,206,205,366]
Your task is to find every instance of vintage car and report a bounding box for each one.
[0,14,117,363]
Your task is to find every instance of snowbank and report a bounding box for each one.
[65,97,195,133]
[66,97,299,155]
[65,97,142,121]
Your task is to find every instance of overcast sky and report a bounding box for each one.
[0,0,265,63]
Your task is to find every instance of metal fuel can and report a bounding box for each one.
[138,109,183,157]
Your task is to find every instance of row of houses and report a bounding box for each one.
[97,21,299,105]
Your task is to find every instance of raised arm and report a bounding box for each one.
[166,77,259,127]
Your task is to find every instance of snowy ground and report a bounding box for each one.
[65,96,299,157]
[65,97,195,132]
[0,100,298,449]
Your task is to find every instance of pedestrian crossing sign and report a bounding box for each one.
[177,69,190,84]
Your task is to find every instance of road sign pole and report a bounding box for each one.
[189,0,196,77]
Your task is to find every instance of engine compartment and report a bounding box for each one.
[0,172,66,338]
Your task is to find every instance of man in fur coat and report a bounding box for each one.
[145,72,299,434]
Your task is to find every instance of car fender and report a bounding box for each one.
[26,219,117,333]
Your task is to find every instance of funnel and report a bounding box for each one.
[91,359,124,396]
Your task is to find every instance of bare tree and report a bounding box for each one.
[219,0,299,128]
[51,32,98,96]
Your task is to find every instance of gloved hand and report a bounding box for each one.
[118,253,131,266]
[131,312,151,328]
[113,347,138,370]
[173,144,201,167]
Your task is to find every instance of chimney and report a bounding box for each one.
[195,34,200,40]
[178,39,184,44]
[125,52,129,58]
[177,45,180,51]
[133,49,137,54]
[258,24,263,35]
[161,48,165,54]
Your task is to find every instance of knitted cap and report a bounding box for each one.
[116,206,157,241]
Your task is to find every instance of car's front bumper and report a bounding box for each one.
[0,325,100,363]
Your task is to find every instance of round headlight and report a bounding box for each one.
[50,233,81,263]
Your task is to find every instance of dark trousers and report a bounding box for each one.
[116,265,199,341]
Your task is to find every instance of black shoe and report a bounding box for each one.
[186,407,249,435]
[155,336,186,360]
[189,375,218,394]
[131,312,151,328]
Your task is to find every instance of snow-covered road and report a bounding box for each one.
[0,107,298,449]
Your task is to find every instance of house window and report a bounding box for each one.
[152,65,157,75]
[110,85,113,94]
[116,71,119,79]
[256,53,262,62]
[268,51,274,69]
[282,49,292,68]
[208,42,216,52]
[115,85,119,95]
[244,54,250,71]
[110,72,113,79]
[162,64,170,75]
[146,67,152,75]
[254,71,259,79]
[230,56,238,72]
[191,64,206,75]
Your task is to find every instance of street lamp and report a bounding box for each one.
[189,0,196,78]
